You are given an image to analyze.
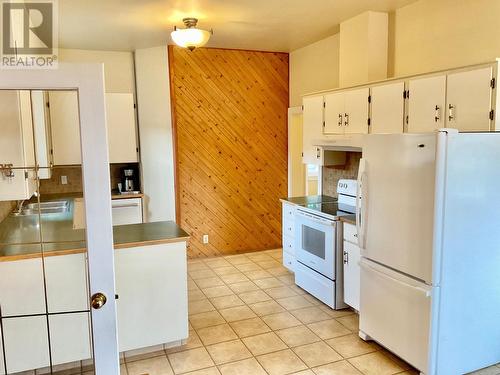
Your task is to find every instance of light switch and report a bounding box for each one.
[61,175,68,185]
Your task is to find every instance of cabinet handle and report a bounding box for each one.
[338,113,343,127]
[343,251,349,264]
[316,147,321,159]
[344,113,349,126]
[434,105,441,122]
[448,104,455,122]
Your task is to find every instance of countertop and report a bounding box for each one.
[0,196,189,262]
[280,195,337,206]
[339,214,356,225]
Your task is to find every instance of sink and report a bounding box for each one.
[13,200,69,216]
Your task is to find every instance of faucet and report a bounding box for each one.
[14,200,25,214]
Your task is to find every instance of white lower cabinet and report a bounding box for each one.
[343,222,360,311]
[49,313,92,366]
[282,202,296,272]
[115,242,188,352]
[2,316,50,373]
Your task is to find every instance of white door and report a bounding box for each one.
[106,93,138,163]
[302,96,324,165]
[0,66,119,374]
[49,91,82,165]
[446,67,493,131]
[359,133,436,283]
[343,241,360,310]
[323,92,344,135]
[408,75,447,133]
[370,82,405,134]
[344,88,369,134]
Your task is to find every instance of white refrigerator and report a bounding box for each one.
[357,129,500,375]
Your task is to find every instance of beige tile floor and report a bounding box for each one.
[119,249,500,375]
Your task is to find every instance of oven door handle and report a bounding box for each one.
[296,211,335,226]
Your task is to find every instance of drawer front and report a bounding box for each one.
[283,251,295,272]
[282,235,295,256]
[343,222,358,245]
[360,258,430,372]
[282,217,295,238]
[112,198,143,226]
[295,261,335,308]
[282,203,296,222]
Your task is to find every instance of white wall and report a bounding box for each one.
[393,0,500,77]
[289,34,340,107]
[134,46,176,223]
[58,49,135,93]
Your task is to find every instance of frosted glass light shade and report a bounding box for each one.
[171,28,211,50]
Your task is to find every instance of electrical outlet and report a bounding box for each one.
[61,175,68,185]
[202,234,209,244]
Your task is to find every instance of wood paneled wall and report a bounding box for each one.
[168,46,289,258]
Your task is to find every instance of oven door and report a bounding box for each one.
[295,210,336,280]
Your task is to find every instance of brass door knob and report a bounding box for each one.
[91,292,107,309]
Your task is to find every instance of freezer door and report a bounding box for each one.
[360,133,436,283]
[359,258,431,373]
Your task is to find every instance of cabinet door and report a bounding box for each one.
[344,88,370,134]
[49,313,91,366]
[49,91,82,165]
[323,92,344,135]
[343,241,360,311]
[0,257,46,316]
[106,93,138,163]
[408,75,446,133]
[2,316,50,373]
[371,82,405,134]
[111,198,143,225]
[44,253,89,313]
[31,90,53,179]
[446,67,493,131]
[302,96,324,164]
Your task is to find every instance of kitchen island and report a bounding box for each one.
[0,197,189,374]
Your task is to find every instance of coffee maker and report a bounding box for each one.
[121,167,138,193]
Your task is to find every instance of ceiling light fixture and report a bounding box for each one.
[171,18,213,51]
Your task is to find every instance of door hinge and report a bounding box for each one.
[368,95,371,103]
[46,101,50,108]
[322,121,325,127]
[301,152,304,157]
[367,118,371,126]
[403,90,407,99]
[24,171,29,179]
[301,105,304,111]
[407,90,410,99]
[491,78,496,89]
[489,109,495,120]
[136,147,139,153]
[133,103,137,109]
[323,102,326,108]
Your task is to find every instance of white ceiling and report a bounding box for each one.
[59,0,418,52]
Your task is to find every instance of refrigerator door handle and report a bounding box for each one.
[356,158,367,248]
[360,261,432,297]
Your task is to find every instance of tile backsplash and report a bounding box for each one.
[322,152,362,197]
[39,164,139,195]
[0,201,15,223]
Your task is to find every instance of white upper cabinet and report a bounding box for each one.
[324,92,344,135]
[407,75,447,133]
[302,95,324,165]
[49,91,82,165]
[106,93,138,163]
[31,90,53,179]
[371,81,405,134]
[49,91,138,165]
[0,90,37,201]
[446,67,493,131]
[344,88,370,135]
